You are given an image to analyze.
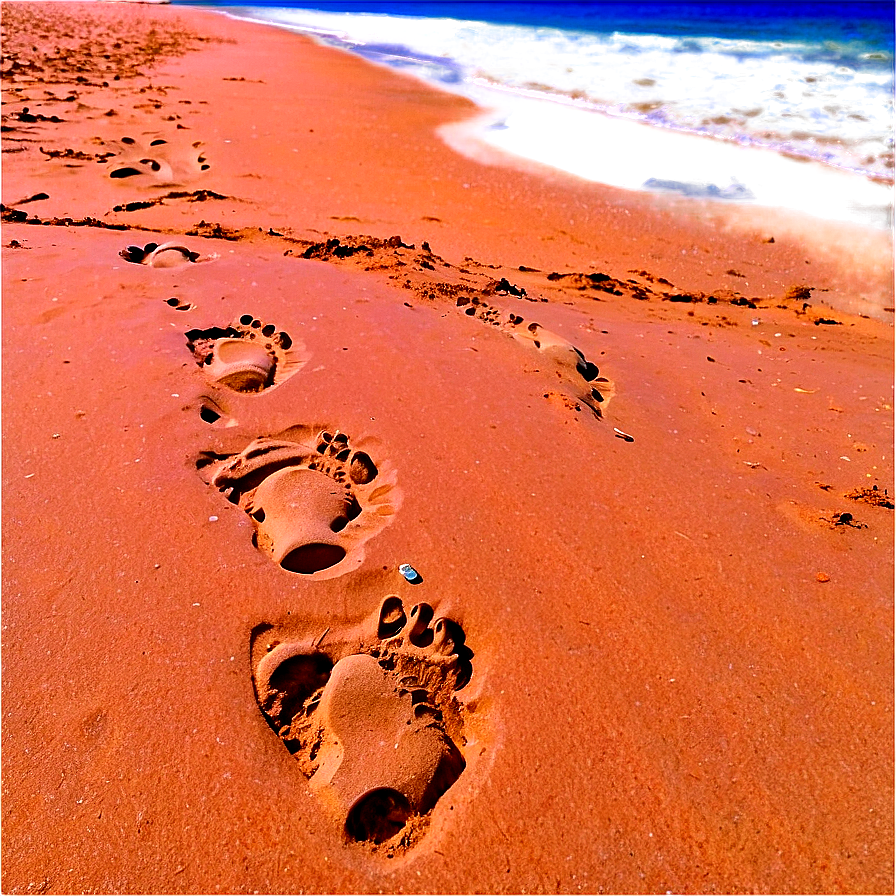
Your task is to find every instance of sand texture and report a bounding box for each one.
[2,3,893,893]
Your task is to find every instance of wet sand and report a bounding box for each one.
[2,3,893,894]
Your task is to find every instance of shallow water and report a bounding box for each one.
[194,1,895,229]
[444,82,894,231]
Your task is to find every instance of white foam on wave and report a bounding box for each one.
[227,7,465,55]
[469,75,894,181]
[221,9,348,42]
[231,5,894,173]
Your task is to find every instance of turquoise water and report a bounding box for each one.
[181,1,895,227]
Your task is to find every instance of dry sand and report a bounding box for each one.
[2,3,893,893]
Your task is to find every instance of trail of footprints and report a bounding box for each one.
[10,8,477,857]
[93,98,477,850]
[154,261,458,845]
[167,295,469,848]
[107,145,620,849]
[139,236,618,850]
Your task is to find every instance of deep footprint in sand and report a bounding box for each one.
[198,426,400,578]
[119,241,201,268]
[251,596,473,849]
[105,134,209,185]
[456,296,614,416]
[185,315,307,393]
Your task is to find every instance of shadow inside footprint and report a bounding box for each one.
[110,166,149,179]
[252,596,473,849]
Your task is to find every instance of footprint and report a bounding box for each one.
[184,315,307,393]
[251,596,473,849]
[105,134,209,185]
[198,425,400,578]
[119,241,200,267]
[455,296,614,416]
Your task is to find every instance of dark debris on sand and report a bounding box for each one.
[112,189,230,213]
[1,3,212,89]
[298,235,415,260]
[0,205,130,231]
[846,486,894,510]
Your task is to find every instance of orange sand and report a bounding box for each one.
[2,3,893,893]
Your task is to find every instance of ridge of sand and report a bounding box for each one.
[2,3,893,894]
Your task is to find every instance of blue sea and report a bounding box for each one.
[179,1,895,228]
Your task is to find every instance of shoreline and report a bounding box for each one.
[6,2,896,319]
[217,3,896,236]
[2,3,893,894]
[454,81,895,231]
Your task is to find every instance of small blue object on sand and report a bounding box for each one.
[398,563,423,584]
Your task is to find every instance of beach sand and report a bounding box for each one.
[2,3,893,893]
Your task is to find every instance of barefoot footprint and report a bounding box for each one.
[185,315,308,393]
[198,425,400,578]
[252,596,473,849]
[119,241,201,267]
[455,296,614,415]
[105,134,209,185]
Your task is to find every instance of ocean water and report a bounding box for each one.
[183,1,895,229]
